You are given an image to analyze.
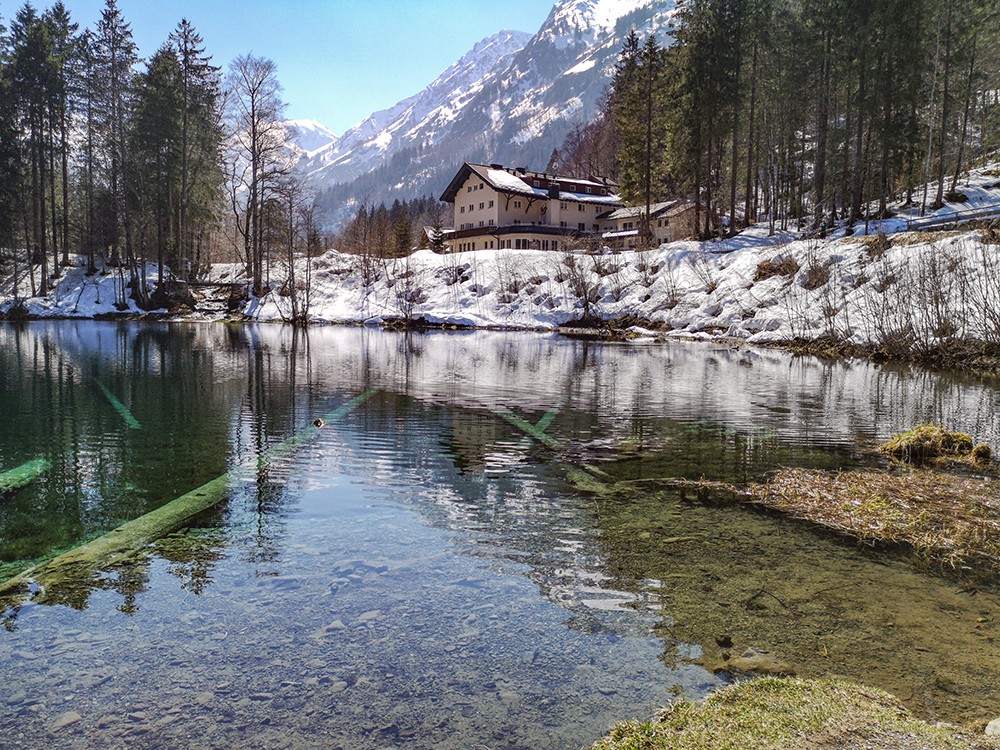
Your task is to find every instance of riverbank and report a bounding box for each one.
[591,677,1000,750]
[3,166,1000,363]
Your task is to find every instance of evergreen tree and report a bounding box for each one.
[129,44,182,288]
[91,0,138,266]
[611,31,669,247]
[170,19,222,278]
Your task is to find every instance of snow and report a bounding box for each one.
[282,119,339,156]
[7,165,1000,353]
[566,58,597,75]
[486,168,533,193]
[0,262,166,318]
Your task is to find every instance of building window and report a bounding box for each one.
[460,206,465,214]
[513,220,521,225]
[578,204,586,212]
[578,223,586,231]
[593,224,599,231]
[488,219,494,226]
[560,202,568,210]
[657,219,663,227]
[489,201,494,208]
[560,221,567,228]
[479,203,484,210]
[585,187,592,194]
[513,200,522,209]
[533,180,540,187]
[479,221,484,228]
[552,241,558,251]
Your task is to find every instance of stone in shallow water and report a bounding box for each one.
[51,711,82,731]
[717,645,795,677]
[986,718,1000,736]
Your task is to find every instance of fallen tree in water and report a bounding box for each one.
[0,458,51,495]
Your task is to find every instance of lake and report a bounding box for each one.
[1,321,1000,749]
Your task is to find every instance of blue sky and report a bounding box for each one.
[24,0,552,136]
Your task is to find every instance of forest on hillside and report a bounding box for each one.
[0,0,330,306]
[553,0,1000,243]
[2,0,999,308]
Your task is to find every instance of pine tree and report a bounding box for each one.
[611,31,669,247]
[129,44,183,287]
[91,0,138,267]
[170,19,222,279]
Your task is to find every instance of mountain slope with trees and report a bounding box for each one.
[593,0,1000,239]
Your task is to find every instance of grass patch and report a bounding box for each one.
[591,677,998,750]
[878,423,989,466]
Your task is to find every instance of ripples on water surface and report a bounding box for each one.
[1,322,1000,748]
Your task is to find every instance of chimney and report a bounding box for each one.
[548,182,561,199]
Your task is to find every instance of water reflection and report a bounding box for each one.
[2,322,1000,747]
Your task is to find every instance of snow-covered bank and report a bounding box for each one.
[5,165,1000,351]
[0,261,166,318]
[225,224,999,351]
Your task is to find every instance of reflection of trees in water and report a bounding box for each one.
[0,527,228,631]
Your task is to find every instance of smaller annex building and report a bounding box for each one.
[439,163,623,253]
[600,200,698,248]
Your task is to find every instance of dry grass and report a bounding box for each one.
[746,467,1000,573]
[754,257,799,282]
[839,231,962,248]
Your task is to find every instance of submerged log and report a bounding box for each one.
[0,458,51,495]
[0,389,380,607]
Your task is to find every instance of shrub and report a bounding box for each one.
[754,257,799,282]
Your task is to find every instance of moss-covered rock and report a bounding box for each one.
[878,423,979,465]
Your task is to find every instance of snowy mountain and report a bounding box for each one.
[283,120,339,157]
[296,29,532,188]
[303,0,681,227]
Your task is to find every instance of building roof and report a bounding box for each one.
[603,200,684,221]
[440,162,622,207]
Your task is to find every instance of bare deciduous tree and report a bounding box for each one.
[224,54,290,297]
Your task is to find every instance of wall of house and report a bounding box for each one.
[448,232,565,253]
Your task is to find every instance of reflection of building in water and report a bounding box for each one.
[448,410,505,472]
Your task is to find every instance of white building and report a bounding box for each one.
[439,163,623,252]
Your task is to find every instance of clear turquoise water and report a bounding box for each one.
[2,321,1000,748]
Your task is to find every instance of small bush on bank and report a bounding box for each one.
[754,256,799,283]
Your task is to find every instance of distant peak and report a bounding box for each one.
[548,0,652,32]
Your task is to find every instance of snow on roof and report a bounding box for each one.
[486,168,532,194]
[604,201,679,221]
[481,167,621,204]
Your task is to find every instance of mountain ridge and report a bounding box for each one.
[290,0,681,227]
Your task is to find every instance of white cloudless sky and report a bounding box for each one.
[18,0,553,136]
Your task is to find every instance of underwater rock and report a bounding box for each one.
[51,711,83,731]
[986,718,1000,736]
[717,644,795,677]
